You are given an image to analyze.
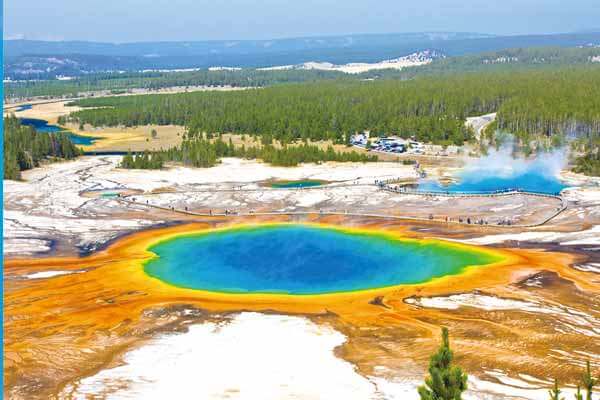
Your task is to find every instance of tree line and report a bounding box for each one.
[5,69,349,100]
[6,46,600,101]
[120,150,165,169]
[66,68,600,149]
[3,116,81,180]
[119,136,378,169]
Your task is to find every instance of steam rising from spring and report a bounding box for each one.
[417,142,568,194]
[462,144,568,181]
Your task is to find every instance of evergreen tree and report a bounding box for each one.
[121,151,135,168]
[418,327,468,400]
[3,116,81,180]
[582,360,597,400]
[549,379,564,400]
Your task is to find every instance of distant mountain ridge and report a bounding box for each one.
[5,31,600,80]
[4,32,492,57]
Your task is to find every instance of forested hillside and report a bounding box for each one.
[3,116,81,180]
[6,47,600,100]
[67,67,600,146]
[412,46,600,75]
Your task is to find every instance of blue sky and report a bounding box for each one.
[4,0,600,42]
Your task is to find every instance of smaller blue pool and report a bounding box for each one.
[270,180,325,189]
[19,118,99,146]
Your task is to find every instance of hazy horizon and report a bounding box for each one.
[4,0,600,43]
[5,30,600,44]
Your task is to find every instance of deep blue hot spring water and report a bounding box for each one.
[144,225,501,295]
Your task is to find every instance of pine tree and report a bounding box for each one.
[582,360,597,400]
[418,327,468,400]
[549,379,564,400]
[121,151,134,168]
[228,137,235,156]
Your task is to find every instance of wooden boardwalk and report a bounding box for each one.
[117,181,568,229]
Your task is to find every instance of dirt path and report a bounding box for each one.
[466,112,497,140]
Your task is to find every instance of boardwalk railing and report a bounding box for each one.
[375,179,563,199]
[117,180,568,229]
[374,179,567,227]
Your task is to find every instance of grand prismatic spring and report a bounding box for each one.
[144,224,502,294]
[4,215,599,399]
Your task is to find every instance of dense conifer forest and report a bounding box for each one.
[3,116,81,180]
[414,46,600,75]
[67,67,600,147]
